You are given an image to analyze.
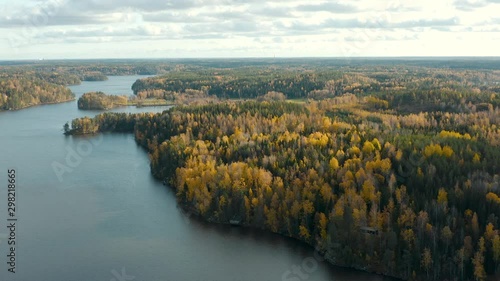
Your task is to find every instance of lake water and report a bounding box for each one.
[0,76,390,281]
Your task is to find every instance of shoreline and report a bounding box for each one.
[77,99,174,111]
[77,103,174,110]
[134,103,175,108]
[1,98,76,112]
[168,183,403,281]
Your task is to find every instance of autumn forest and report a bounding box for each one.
[62,59,500,281]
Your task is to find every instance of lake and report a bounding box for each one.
[0,76,391,281]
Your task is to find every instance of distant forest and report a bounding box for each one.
[65,60,500,281]
[2,58,499,110]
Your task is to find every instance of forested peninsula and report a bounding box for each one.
[0,76,74,110]
[65,63,500,281]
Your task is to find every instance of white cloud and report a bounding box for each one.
[0,0,498,58]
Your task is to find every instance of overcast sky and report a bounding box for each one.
[0,0,499,59]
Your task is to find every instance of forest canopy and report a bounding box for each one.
[77,92,128,110]
[66,93,500,280]
[130,63,500,116]
[0,76,74,110]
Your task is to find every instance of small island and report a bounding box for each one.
[78,92,128,110]
[81,72,108,81]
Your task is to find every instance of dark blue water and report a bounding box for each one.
[0,76,387,281]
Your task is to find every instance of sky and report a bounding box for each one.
[0,0,499,59]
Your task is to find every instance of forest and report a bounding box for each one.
[130,63,500,109]
[78,91,173,110]
[65,61,500,281]
[1,59,174,79]
[0,73,75,110]
[81,72,108,81]
[77,92,128,110]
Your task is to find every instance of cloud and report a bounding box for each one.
[454,0,489,10]
[391,17,460,28]
[453,0,500,10]
[0,0,254,27]
[184,20,261,35]
[34,25,168,39]
[296,2,359,13]
[59,0,204,13]
[0,14,128,27]
[142,5,296,24]
[142,12,214,23]
[341,33,419,42]
[250,6,296,18]
[30,20,263,43]
[284,17,460,33]
[0,0,137,27]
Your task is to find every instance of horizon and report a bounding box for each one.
[2,55,500,62]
